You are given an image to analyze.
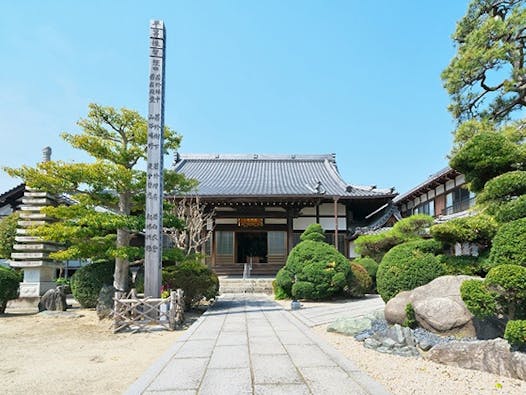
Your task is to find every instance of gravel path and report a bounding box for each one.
[314,326,526,395]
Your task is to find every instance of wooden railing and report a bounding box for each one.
[113,289,185,333]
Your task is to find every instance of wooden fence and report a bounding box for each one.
[113,289,185,333]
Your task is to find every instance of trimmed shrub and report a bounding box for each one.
[461,265,526,321]
[477,170,526,204]
[391,214,434,238]
[275,226,352,300]
[0,267,19,313]
[300,223,326,242]
[354,231,402,262]
[504,320,526,349]
[460,279,498,318]
[272,280,288,300]
[449,131,520,192]
[492,195,526,223]
[438,255,486,276]
[162,261,219,309]
[355,257,379,292]
[430,214,497,246]
[376,240,445,302]
[70,260,114,308]
[347,262,372,297]
[489,218,526,267]
[355,257,379,278]
[292,281,315,299]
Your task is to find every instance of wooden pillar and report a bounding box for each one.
[333,197,339,251]
[287,208,294,253]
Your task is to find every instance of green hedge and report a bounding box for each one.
[70,261,114,308]
[438,254,487,276]
[376,239,445,302]
[162,261,219,309]
[0,267,19,313]
[489,218,526,267]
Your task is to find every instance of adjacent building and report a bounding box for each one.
[172,154,396,275]
[394,167,475,220]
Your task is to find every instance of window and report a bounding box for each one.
[268,231,286,255]
[325,233,346,255]
[444,187,474,215]
[216,231,233,255]
[414,200,435,216]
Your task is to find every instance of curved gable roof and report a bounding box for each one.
[173,154,396,199]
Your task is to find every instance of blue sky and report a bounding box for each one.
[0,1,468,195]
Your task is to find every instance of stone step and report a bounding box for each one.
[24,191,54,198]
[20,205,44,211]
[219,278,274,294]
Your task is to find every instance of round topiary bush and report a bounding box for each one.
[355,257,379,278]
[0,267,19,313]
[347,262,372,297]
[274,226,352,300]
[438,255,486,276]
[162,261,219,309]
[489,218,526,267]
[300,223,326,242]
[376,239,445,302]
[70,260,114,308]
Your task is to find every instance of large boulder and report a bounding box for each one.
[38,286,67,312]
[385,275,480,336]
[425,338,526,381]
[327,310,384,336]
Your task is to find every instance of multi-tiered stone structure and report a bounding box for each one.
[10,147,62,306]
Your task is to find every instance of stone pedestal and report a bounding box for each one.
[10,188,63,307]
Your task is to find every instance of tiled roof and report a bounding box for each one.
[393,167,460,204]
[349,202,402,238]
[173,154,396,199]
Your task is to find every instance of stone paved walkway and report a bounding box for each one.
[126,294,389,395]
[285,295,385,327]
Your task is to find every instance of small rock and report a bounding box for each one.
[376,346,391,354]
[355,332,370,342]
[364,338,381,349]
[327,316,374,336]
[38,286,67,312]
[417,339,433,351]
[387,324,406,344]
[382,337,397,349]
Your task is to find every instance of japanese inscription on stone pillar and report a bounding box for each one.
[144,20,166,298]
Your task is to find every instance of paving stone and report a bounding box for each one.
[249,336,286,355]
[208,345,249,369]
[144,390,196,395]
[252,354,302,385]
[276,330,313,345]
[222,321,247,332]
[199,368,252,395]
[216,331,247,346]
[300,366,368,395]
[254,383,311,395]
[146,358,208,391]
[175,340,215,359]
[284,344,337,367]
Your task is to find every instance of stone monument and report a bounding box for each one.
[144,20,166,298]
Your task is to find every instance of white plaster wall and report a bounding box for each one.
[265,218,287,224]
[300,207,316,216]
[318,203,346,216]
[293,217,316,230]
[215,218,238,225]
[319,217,346,231]
[436,185,445,195]
[446,180,455,191]
[455,174,465,185]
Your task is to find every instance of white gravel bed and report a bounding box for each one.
[313,326,526,395]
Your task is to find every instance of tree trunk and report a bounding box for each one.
[114,192,131,292]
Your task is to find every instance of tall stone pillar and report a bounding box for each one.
[10,147,63,307]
